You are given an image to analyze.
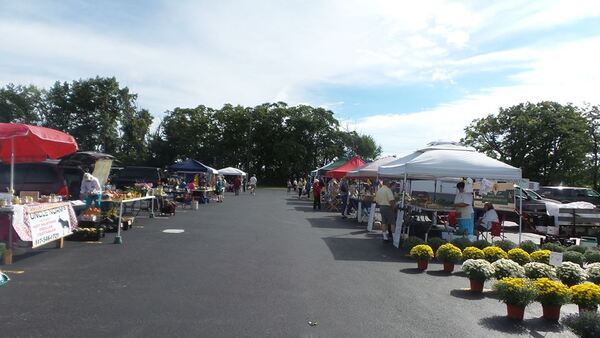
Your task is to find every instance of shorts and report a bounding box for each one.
[379,205,395,225]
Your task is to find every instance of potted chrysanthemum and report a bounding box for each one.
[534,277,571,321]
[483,246,508,263]
[462,246,485,260]
[524,262,556,280]
[436,243,462,273]
[507,248,531,265]
[492,259,525,279]
[556,262,589,286]
[462,259,495,293]
[587,263,600,284]
[410,244,434,271]
[571,282,600,313]
[530,249,552,264]
[494,277,538,321]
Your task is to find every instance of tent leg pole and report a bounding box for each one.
[10,136,14,194]
[518,180,523,245]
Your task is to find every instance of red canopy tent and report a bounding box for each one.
[325,156,366,179]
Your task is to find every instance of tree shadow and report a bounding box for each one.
[450,288,486,300]
[322,237,412,262]
[293,206,318,213]
[307,217,362,230]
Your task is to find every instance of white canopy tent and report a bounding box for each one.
[218,167,247,176]
[377,141,524,244]
[347,156,396,178]
[378,143,522,180]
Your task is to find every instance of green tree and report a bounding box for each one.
[119,109,153,165]
[0,84,44,124]
[582,104,600,190]
[463,101,591,185]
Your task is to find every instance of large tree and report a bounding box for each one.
[0,84,45,124]
[463,101,591,185]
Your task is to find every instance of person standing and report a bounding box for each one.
[453,181,474,235]
[375,180,397,241]
[80,173,102,207]
[312,179,323,210]
[298,178,304,199]
[233,176,242,196]
[293,178,298,192]
[339,177,349,218]
[215,176,225,203]
[249,174,257,195]
[287,179,292,194]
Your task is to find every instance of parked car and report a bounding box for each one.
[0,162,71,198]
[111,166,162,189]
[536,186,600,205]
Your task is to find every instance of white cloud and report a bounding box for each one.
[0,0,599,156]
[348,37,600,156]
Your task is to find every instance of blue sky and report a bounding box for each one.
[1,1,600,155]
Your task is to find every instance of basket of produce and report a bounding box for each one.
[67,227,105,241]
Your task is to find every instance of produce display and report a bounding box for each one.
[102,190,142,201]
[67,227,105,241]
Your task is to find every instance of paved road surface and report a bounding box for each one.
[0,189,576,337]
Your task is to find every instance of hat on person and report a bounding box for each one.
[314,179,319,184]
[84,173,93,181]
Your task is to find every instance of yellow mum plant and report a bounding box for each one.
[483,246,508,263]
[493,277,538,307]
[534,277,571,306]
[436,243,463,263]
[570,283,600,309]
[530,250,551,264]
[463,246,485,260]
[410,244,434,261]
[507,248,531,265]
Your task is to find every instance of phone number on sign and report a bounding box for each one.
[33,233,61,247]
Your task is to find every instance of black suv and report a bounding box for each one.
[0,162,72,198]
[537,186,600,205]
[111,166,162,189]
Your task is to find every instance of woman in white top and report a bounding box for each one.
[476,202,499,235]
[453,181,474,235]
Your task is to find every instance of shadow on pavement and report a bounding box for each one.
[293,206,318,213]
[349,230,369,235]
[426,270,453,277]
[450,289,486,300]
[8,249,46,264]
[323,237,411,262]
[478,315,567,336]
[399,267,427,274]
[307,217,361,230]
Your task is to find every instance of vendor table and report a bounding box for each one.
[400,204,457,241]
[110,195,155,244]
[0,201,78,264]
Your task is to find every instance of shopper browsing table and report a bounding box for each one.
[375,180,397,242]
[80,173,102,207]
[476,202,499,236]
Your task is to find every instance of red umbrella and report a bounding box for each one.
[0,123,78,192]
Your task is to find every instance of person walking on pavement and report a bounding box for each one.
[298,178,305,199]
[375,180,397,242]
[339,177,349,218]
[215,176,225,202]
[249,174,257,195]
[287,179,292,194]
[312,179,323,210]
[233,176,242,196]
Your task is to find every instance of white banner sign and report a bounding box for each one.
[28,204,73,248]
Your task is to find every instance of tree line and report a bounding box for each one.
[0,77,381,184]
[463,101,600,189]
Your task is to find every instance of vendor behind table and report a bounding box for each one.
[80,173,102,207]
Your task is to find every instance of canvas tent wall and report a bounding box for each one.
[313,158,348,177]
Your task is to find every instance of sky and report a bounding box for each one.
[1,0,600,156]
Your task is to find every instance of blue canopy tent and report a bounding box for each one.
[169,159,218,174]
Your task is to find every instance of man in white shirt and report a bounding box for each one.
[249,175,257,195]
[375,180,397,241]
[453,181,474,235]
[80,173,102,207]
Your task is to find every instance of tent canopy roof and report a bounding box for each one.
[170,159,218,174]
[218,167,247,176]
[325,156,366,179]
[314,158,348,176]
[379,141,521,180]
[347,156,396,178]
